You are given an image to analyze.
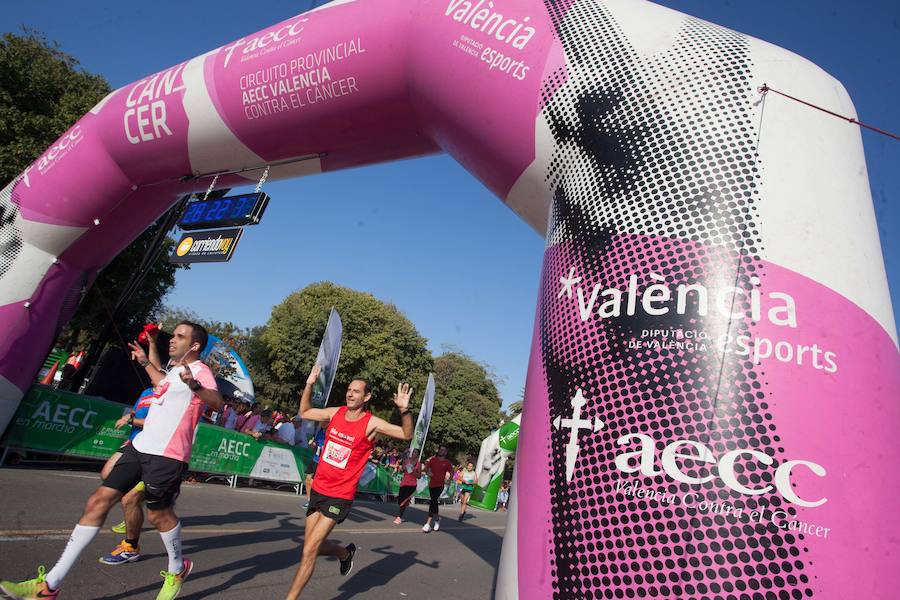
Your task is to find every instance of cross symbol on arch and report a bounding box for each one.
[552,389,604,483]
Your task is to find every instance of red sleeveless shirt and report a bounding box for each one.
[312,406,374,500]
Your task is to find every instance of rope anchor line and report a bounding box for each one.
[758,83,900,142]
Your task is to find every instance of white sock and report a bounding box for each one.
[46,524,100,589]
[159,522,184,574]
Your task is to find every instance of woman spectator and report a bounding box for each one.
[394,448,423,524]
[246,409,275,439]
[452,465,464,503]
[386,448,401,473]
[233,399,255,431]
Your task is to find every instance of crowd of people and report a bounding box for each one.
[0,322,512,600]
[209,395,303,446]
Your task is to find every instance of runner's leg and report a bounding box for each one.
[285,511,340,600]
[44,485,122,588]
[122,487,145,544]
[397,485,415,519]
[100,452,122,480]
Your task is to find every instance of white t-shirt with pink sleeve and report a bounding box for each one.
[132,361,217,463]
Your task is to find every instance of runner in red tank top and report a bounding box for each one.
[285,364,415,600]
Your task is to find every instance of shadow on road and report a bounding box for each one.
[350,501,504,569]
[332,545,438,599]
[90,501,503,599]
[180,510,291,528]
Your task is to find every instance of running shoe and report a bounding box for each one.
[458,512,465,522]
[339,544,356,576]
[433,518,441,531]
[134,481,146,493]
[0,566,59,599]
[422,522,431,533]
[111,521,127,534]
[393,516,402,525]
[99,540,141,565]
[155,558,193,600]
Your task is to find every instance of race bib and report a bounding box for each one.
[321,439,352,469]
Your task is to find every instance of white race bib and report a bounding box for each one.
[321,439,352,469]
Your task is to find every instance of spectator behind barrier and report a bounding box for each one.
[274,415,303,445]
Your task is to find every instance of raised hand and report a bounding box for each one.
[306,363,322,386]
[393,382,412,411]
[128,341,148,365]
[180,366,199,390]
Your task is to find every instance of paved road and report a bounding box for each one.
[0,467,506,599]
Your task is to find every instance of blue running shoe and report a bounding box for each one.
[98,540,141,565]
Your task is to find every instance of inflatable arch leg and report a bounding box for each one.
[0,1,897,597]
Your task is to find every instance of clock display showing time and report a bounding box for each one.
[178,192,270,230]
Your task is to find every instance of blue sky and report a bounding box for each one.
[3,1,897,409]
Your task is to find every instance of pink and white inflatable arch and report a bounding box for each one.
[1,0,897,597]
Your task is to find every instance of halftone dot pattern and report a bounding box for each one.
[534,1,813,598]
[0,179,24,280]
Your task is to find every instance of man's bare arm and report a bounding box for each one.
[299,363,339,422]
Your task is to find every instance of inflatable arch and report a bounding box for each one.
[1,0,898,597]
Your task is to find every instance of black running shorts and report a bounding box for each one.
[103,443,187,510]
[307,490,353,523]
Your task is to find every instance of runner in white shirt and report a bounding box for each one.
[0,322,223,600]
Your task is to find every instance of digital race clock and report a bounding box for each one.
[177,192,270,231]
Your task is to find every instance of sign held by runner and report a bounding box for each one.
[298,307,343,448]
[313,307,343,409]
[409,373,435,454]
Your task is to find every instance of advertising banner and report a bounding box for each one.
[299,307,344,447]
[1,386,317,484]
[188,422,312,483]
[0,385,436,495]
[384,470,457,501]
[1,385,130,459]
[409,373,435,453]
[202,334,255,400]
[312,307,342,408]
[169,228,243,263]
[469,414,520,510]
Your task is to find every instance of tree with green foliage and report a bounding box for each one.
[254,282,433,416]
[504,400,523,419]
[0,30,184,351]
[427,351,502,459]
[0,29,110,183]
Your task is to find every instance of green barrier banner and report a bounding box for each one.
[1,385,130,459]
[0,386,410,492]
[188,424,313,483]
[381,470,456,500]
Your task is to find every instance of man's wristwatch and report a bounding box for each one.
[127,415,135,426]
[399,409,411,416]
[139,359,150,367]
[189,380,202,392]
